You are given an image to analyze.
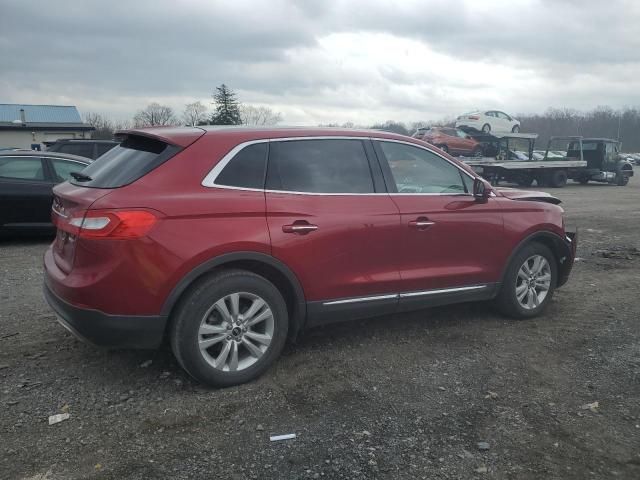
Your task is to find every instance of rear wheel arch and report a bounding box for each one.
[162,252,306,339]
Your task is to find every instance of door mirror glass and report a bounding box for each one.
[473,178,489,199]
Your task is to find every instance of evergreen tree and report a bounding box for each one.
[210,84,242,125]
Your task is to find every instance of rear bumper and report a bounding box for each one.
[43,281,166,349]
[557,228,578,288]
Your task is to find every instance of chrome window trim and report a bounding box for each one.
[321,284,489,306]
[201,135,478,197]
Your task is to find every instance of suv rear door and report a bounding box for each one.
[264,137,402,324]
[372,139,507,310]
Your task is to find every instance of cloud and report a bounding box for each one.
[1,0,638,124]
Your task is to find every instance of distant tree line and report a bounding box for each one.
[84,84,282,137]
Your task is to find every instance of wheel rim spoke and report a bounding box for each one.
[245,331,272,346]
[516,283,528,301]
[228,342,239,371]
[214,299,233,323]
[243,298,265,320]
[214,341,232,368]
[199,334,226,350]
[199,323,227,335]
[242,337,263,358]
[229,293,240,319]
[245,309,272,327]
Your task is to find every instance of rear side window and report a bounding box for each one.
[70,135,179,188]
[50,158,87,182]
[0,157,45,181]
[266,139,374,193]
[215,143,267,189]
[57,143,95,159]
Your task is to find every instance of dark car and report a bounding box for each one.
[44,127,576,387]
[413,127,483,156]
[0,151,90,236]
[47,139,118,160]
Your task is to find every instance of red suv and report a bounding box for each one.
[44,127,576,387]
[413,127,483,157]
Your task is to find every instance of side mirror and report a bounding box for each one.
[473,178,490,200]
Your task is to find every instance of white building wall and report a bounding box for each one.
[0,129,90,150]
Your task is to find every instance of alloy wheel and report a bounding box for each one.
[198,292,274,372]
[515,255,552,310]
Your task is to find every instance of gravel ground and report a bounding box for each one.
[1,181,639,479]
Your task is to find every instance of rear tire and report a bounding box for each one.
[495,243,557,319]
[549,170,568,188]
[517,176,533,187]
[578,177,589,185]
[481,123,491,134]
[471,146,483,157]
[170,269,288,387]
[439,144,449,154]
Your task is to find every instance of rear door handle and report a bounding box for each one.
[282,222,318,234]
[408,217,435,230]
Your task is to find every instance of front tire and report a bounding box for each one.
[482,123,491,134]
[170,269,289,387]
[616,172,629,186]
[439,144,449,154]
[511,125,520,133]
[495,243,557,319]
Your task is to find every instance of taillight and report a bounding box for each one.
[56,210,158,239]
[469,115,480,120]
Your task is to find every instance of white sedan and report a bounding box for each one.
[455,110,521,134]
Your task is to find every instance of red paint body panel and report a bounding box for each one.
[389,195,507,290]
[266,192,402,301]
[44,127,572,325]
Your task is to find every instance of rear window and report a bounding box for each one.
[215,143,267,189]
[69,135,180,188]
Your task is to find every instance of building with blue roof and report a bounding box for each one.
[0,104,94,150]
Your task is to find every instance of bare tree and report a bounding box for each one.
[84,112,116,139]
[133,103,177,127]
[182,101,208,126]
[239,105,282,126]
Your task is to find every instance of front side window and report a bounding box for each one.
[0,157,45,181]
[378,141,468,194]
[50,158,86,182]
[215,143,267,189]
[266,139,374,193]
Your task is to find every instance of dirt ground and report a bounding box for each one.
[1,181,639,480]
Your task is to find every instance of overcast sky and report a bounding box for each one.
[1,0,639,125]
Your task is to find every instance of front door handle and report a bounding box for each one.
[282,221,318,234]
[408,217,435,230]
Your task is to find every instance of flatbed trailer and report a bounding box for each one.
[460,135,634,187]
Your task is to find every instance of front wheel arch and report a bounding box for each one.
[499,232,571,288]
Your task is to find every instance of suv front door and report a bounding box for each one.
[265,138,402,324]
[373,139,507,310]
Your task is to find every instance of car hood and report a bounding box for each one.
[495,187,561,205]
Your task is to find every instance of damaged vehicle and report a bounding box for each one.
[43,127,577,387]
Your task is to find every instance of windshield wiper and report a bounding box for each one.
[69,171,92,182]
